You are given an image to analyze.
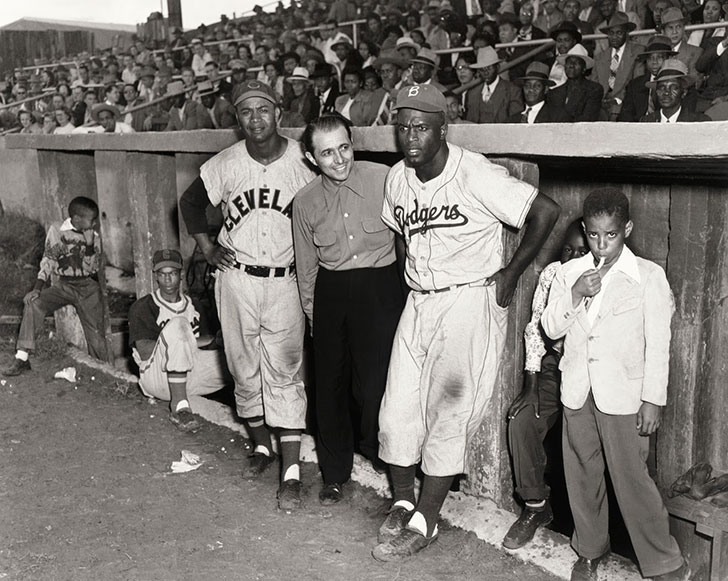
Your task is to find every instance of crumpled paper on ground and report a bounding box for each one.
[170,450,203,473]
[54,367,77,382]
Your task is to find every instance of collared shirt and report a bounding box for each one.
[200,137,316,267]
[612,44,625,63]
[481,76,500,100]
[37,218,101,282]
[382,143,537,292]
[523,100,545,123]
[660,107,681,123]
[584,246,641,325]
[293,161,395,322]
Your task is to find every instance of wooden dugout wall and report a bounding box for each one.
[1,124,727,577]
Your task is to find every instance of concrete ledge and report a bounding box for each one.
[5,123,727,159]
[69,350,642,581]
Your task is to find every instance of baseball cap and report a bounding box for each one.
[153,249,183,271]
[393,84,448,114]
[233,79,278,107]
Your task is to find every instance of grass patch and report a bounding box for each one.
[0,212,45,316]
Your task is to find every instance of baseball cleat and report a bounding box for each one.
[377,505,413,543]
[372,527,438,561]
[277,479,302,510]
[243,451,277,478]
[2,358,31,377]
[169,408,200,433]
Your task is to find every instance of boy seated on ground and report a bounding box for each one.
[541,188,689,581]
[128,249,230,432]
[3,196,107,377]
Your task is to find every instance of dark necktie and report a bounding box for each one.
[521,107,532,123]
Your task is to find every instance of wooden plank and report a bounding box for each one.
[127,152,180,297]
[712,532,728,581]
[95,151,134,273]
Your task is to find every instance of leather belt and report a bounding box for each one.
[234,263,295,278]
[416,279,489,295]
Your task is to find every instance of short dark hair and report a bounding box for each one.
[68,196,99,218]
[583,188,630,225]
[342,67,364,83]
[302,112,353,155]
[281,51,301,64]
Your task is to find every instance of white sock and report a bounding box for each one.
[282,464,300,481]
[393,499,415,512]
[407,511,437,538]
[526,500,546,509]
[15,350,29,361]
[254,444,272,456]
[175,399,190,412]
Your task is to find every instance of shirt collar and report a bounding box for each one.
[606,245,640,284]
[488,76,500,91]
[661,107,681,123]
[613,44,625,59]
[60,218,75,232]
[673,40,683,52]
[322,161,365,207]
[524,100,545,120]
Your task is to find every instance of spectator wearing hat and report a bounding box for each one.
[661,7,704,77]
[439,22,469,83]
[593,12,646,119]
[618,35,676,120]
[375,50,408,96]
[191,39,213,78]
[128,249,230,433]
[228,59,248,88]
[198,81,237,129]
[318,20,343,65]
[331,33,363,87]
[335,68,379,125]
[696,34,728,114]
[499,12,549,82]
[535,0,565,32]
[465,47,524,123]
[410,48,448,91]
[640,58,711,120]
[72,104,134,134]
[285,67,318,123]
[548,21,585,87]
[562,0,597,55]
[594,0,641,55]
[311,62,340,115]
[138,66,160,104]
[509,62,559,122]
[546,44,605,120]
[165,81,213,131]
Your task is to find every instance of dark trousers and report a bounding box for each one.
[508,351,562,501]
[17,278,107,361]
[313,263,403,485]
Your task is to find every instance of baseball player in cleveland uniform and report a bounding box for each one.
[372,84,560,561]
[180,80,316,510]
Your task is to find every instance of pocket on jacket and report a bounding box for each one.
[313,231,340,262]
[362,218,392,251]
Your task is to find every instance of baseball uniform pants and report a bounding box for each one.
[215,267,306,430]
[313,263,403,485]
[563,392,683,577]
[17,277,107,360]
[135,316,229,402]
[378,283,508,477]
[508,351,562,501]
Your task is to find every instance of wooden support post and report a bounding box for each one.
[127,152,180,298]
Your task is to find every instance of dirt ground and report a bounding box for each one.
[0,338,560,581]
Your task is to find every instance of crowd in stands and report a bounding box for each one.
[1,0,727,133]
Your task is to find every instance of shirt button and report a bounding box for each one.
[349,235,354,240]
[588,358,597,363]
[262,251,267,255]
[344,212,349,218]
[262,232,267,237]
[353,254,358,260]
[263,168,267,173]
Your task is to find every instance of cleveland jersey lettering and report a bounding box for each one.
[223,188,293,232]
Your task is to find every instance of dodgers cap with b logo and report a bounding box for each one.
[393,84,448,115]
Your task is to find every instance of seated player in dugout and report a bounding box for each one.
[503,220,589,550]
[128,249,230,432]
[3,196,107,377]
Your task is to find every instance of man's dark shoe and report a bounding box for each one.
[372,526,438,561]
[242,451,277,478]
[571,551,608,581]
[378,505,413,543]
[319,483,343,505]
[503,501,553,549]
[169,408,201,432]
[652,559,692,581]
[277,479,302,510]
[2,358,30,377]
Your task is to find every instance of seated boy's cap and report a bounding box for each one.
[393,84,447,114]
[233,79,277,107]
[153,249,183,271]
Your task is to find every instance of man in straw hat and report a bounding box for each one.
[180,80,316,510]
[409,47,447,91]
[198,80,237,129]
[618,34,676,120]
[72,103,134,133]
[640,58,711,120]
[285,66,317,123]
[547,43,605,120]
[593,11,645,119]
[509,61,559,122]
[165,80,212,131]
[464,46,524,123]
[372,82,559,561]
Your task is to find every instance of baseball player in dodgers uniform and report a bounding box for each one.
[180,80,316,510]
[372,84,559,561]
